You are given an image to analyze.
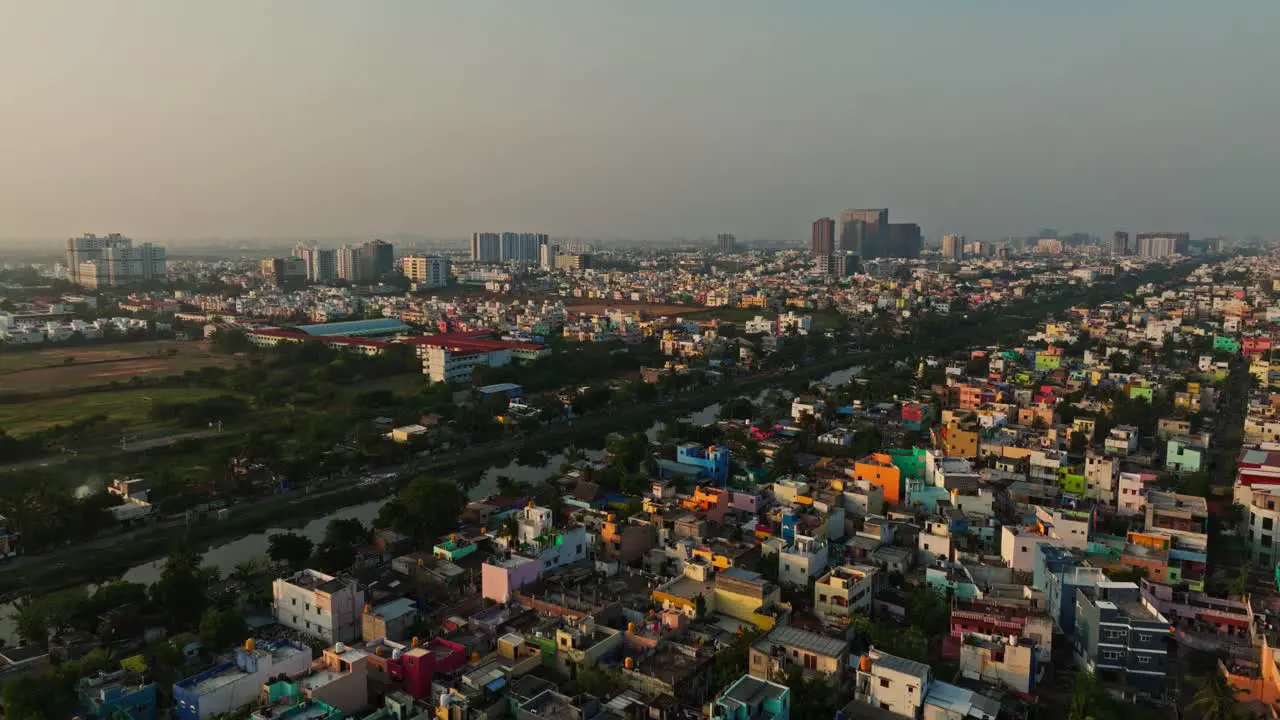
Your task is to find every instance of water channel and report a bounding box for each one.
[0,364,859,644]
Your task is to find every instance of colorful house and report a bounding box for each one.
[853,453,903,506]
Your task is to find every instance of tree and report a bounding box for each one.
[1069,431,1089,455]
[199,607,249,651]
[150,539,208,630]
[1186,672,1241,720]
[2,665,78,720]
[267,532,315,570]
[313,518,369,573]
[694,593,707,620]
[377,476,466,546]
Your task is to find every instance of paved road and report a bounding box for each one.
[0,428,224,473]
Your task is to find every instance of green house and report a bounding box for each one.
[1035,353,1062,371]
[886,447,928,482]
[1058,467,1085,496]
[1214,336,1241,353]
[1130,386,1154,402]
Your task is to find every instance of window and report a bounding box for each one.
[820,594,828,602]
[1137,655,1151,665]
[1266,518,1275,531]
[1138,633,1152,642]
[305,603,311,611]
[1265,536,1273,548]
[292,598,297,606]
[880,678,891,688]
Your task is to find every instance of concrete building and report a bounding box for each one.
[1073,581,1171,696]
[272,569,366,644]
[174,640,313,720]
[66,233,167,287]
[718,233,737,254]
[707,674,790,720]
[403,255,451,288]
[407,331,550,384]
[471,232,501,263]
[285,643,370,714]
[814,565,879,620]
[811,218,836,258]
[361,598,418,643]
[749,626,847,680]
[778,534,829,589]
[839,208,888,259]
[854,649,931,718]
[481,554,542,603]
[958,633,1037,694]
[942,234,964,261]
[294,245,337,284]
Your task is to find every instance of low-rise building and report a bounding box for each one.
[174,640,313,720]
[707,674,791,720]
[958,633,1037,694]
[749,626,847,681]
[814,565,879,621]
[1073,581,1171,698]
[272,569,366,644]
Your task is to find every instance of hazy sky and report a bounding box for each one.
[2,1,1278,244]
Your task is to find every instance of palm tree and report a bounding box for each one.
[1186,672,1240,720]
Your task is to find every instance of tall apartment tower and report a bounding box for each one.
[839,208,888,259]
[294,244,337,283]
[471,233,501,263]
[335,244,362,283]
[539,243,559,270]
[887,223,923,259]
[360,239,394,277]
[716,233,737,254]
[811,218,836,258]
[403,255,451,288]
[1135,232,1189,258]
[941,234,964,261]
[1111,232,1130,256]
[66,233,166,288]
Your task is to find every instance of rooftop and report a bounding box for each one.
[293,318,410,337]
[866,649,931,681]
[754,625,847,659]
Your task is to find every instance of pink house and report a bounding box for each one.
[482,555,542,603]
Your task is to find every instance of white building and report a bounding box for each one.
[1084,453,1118,505]
[173,640,313,720]
[855,650,932,719]
[272,569,366,644]
[815,565,878,620]
[779,534,829,588]
[403,255,452,289]
[1105,426,1139,456]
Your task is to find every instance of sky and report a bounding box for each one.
[1,1,1278,244]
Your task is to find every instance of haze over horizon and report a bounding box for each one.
[2,1,1277,245]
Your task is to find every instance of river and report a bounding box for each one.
[0,363,859,644]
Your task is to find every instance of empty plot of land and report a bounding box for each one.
[0,387,238,437]
[0,341,239,393]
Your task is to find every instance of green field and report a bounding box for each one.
[0,387,236,437]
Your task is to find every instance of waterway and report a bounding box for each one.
[0,364,859,644]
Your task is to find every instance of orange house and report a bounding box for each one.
[853,453,903,506]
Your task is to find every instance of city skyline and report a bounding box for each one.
[1,2,1278,243]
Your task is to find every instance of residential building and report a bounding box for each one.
[471,232,501,263]
[958,633,1037,694]
[707,674,790,720]
[294,245,337,284]
[853,453,904,506]
[335,244,364,283]
[361,598,418,643]
[778,534,829,588]
[78,672,158,720]
[854,649,931,718]
[811,218,836,258]
[718,233,737,254]
[749,626,847,680]
[66,233,167,287]
[814,565,879,621]
[555,253,593,271]
[281,643,370,713]
[1073,582,1171,697]
[942,234,963,261]
[361,239,394,277]
[481,554,542,603]
[1084,453,1118,505]
[174,640,313,720]
[1105,426,1139,456]
[887,223,923,259]
[839,208,889,259]
[403,255,451,288]
[272,569,366,644]
[406,330,550,384]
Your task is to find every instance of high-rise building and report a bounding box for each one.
[540,243,559,270]
[336,244,363,283]
[1112,232,1130,256]
[1135,232,1189,258]
[471,233,501,263]
[839,209,888,259]
[941,234,964,261]
[403,255,451,288]
[717,233,737,254]
[66,234,166,288]
[555,253,593,271]
[261,257,308,287]
[473,232,547,263]
[811,218,836,258]
[360,239,394,278]
[294,245,337,283]
[887,223,922,259]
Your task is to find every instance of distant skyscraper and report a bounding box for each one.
[471,233,501,263]
[65,233,165,287]
[887,223,922,259]
[839,208,888,259]
[360,239,394,278]
[811,218,835,258]
[941,234,964,261]
[403,255,451,288]
[1111,232,1129,256]
[717,233,737,254]
[540,243,559,270]
[335,244,362,283]
[1135,232,1189,258]
[294,244,337,283]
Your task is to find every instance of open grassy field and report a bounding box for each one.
[0,341,239,394]
[0,387,236,437]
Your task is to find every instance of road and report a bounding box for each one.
[0,428,225,473]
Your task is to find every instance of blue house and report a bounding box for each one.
[675,443,730,485]
[78,672,158,720]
